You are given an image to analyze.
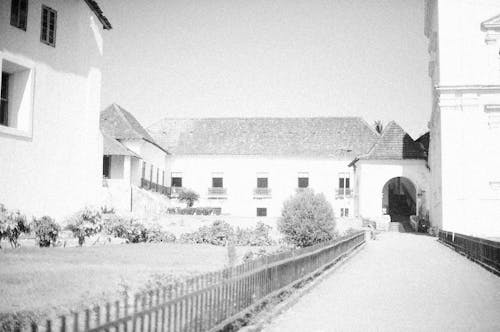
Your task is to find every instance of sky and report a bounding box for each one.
[100,0,431,138]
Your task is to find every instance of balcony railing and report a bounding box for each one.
[336,188,353,198]
[253,187,272,197]
[207,187,227,197]
[140,178,173,198]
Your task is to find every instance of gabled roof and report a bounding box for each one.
[416,132,430,153]
[100,104,169,154]
[350,121,427,165]
[102,133,140,158]
[482,14,500,31]
[83,0,112,30]
[148,117,379,158]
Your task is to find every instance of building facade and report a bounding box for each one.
[425,0,500,237]
[149,117,429,225]
[100,104,169,212]
[0,0,111,219]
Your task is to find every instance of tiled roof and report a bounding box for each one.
[100,104,169,154]
[148,117,379,158]
[102,133,140,158]
[83,0,112,30]
[353,121,427,163]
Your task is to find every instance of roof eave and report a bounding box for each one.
[83,0,112,30]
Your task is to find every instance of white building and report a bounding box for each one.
[149,117,429,228]
[425,0,500,237]
[100,104,169,212]
[0,0,111,219]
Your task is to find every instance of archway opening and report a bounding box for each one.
[382,177,416,219]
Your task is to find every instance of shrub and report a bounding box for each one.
[166,207,221,215]
[278,189,336,247]
[0,205,30,248]
[235,222,275,246]
[180,220,234,245]
[31,216,60,247]
[65,207,102,246]
[177,189,199,208]
[145,224,176,243]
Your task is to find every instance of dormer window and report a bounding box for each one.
[40,5,57,47]
[10,0,28,31]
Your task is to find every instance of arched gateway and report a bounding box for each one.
[349,122,430,230]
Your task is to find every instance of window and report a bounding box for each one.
[257,177,268,188]
[171,177,182,187]
[485,105,500,129]
[340,208,349,217]
[0,57,34,137]
[40,5,57,47]
[257,208,267,217]
[338,173,350,189]
[212,177,223,188]
[0,72,9,126]
[298,177,309,188]
[10,0,28,31]
[103,156,111,178]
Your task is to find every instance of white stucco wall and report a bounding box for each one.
[0,0,104,219]
[166,155,355,218]
[121,139,168,186]
[426,0,500,237]
[355,160,430,222]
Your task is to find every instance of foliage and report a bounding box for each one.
[0,311,40,332]
[180,221,276,247]
[0,204,30,248]
[177,188,200,208]
[145,223,176,243]
[374,120,384,134]
[31,216,60,247]
[100,205,115,214]
[235,222,275,246]
[180,220,234,245]
[104,216,175,243]
[65,207,102,246]
[278,189,336,247]
[166,207,221,215]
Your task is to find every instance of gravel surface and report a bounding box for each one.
[263,232,500,332]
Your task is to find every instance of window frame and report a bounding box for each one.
[256,208,267,217]
[171,176,183,188]
[0,52,35,139]
[338,172,351,189]
[10,0,28,31]
[257,177,268,189]
[298,177,309,188]
[0,72,9,127]
[212,177,223,188]
[40,5,57,47]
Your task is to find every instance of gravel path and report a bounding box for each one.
[263,233,500,332]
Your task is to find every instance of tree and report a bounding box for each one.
[278,189,336,247]
[178,189,199,208]
[374,120,384,134]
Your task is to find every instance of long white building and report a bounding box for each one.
[148,117,430,228]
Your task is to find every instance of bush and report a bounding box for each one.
[166,207,221,215]
[145,224,176,243]
[278,189,336,247]
[104,216,175,243]
[0,204,30,248]
[31,216,60,247]
[180,220,234,245]
[65,207,102,246]
[177,189,199,208]
[235,222,275,246]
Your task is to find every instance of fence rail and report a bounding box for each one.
[27,231,365,332]
[438,230,500,274]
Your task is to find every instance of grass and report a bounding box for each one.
[0,242,255,322]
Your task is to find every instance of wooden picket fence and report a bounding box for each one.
[27,231,365,332]
[438,230,500,275]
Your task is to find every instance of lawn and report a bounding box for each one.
[0,242,256,322]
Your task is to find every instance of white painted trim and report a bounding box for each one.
[0,51,36,139]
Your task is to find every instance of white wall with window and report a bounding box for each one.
[165,155,356,219]
[0,0,106,218]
